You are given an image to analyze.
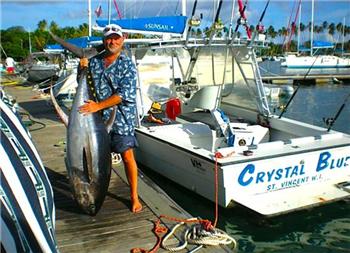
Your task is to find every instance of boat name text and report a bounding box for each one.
[145,23,172,31]
[238,151,349,187]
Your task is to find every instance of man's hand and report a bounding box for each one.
[79,100,101,115]
[80,58,88,68]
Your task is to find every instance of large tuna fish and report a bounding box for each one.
[49,32,115,215]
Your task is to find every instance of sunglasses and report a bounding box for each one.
[103,26,120,33]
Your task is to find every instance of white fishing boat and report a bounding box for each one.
[129,37,350,217]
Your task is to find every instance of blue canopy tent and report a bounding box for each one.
[299,40,334,52]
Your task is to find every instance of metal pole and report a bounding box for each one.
[297,2,301,54]
[88,0,92,37]
[342,17,345,56]
[182,0,187,40]
[228,0,236,39]
[310,0,314,56]
[108,0,112,25]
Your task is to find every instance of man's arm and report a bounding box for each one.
[79,94,121,115]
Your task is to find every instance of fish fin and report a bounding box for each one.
[105,107,117,133]
[50,84,69,127]
[48,30,99,59]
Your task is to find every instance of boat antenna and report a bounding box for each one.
[324,92,350,132]
[278,54,320,119]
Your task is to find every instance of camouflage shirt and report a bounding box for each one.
[89,51,137,136]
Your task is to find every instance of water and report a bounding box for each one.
[140,67,350,252]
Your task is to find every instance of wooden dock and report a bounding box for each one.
[262,73,350,85]
[3,84,232,253]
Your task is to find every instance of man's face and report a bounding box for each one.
[104,34,124,55]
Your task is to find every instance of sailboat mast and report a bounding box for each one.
[342,17,345,56]
[28,30,32,54]
[297,2,301,54]
[310,0,314,56]
[108,0,112,24]
[88,0,92,37]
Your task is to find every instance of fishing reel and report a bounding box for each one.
[323,117,335,128]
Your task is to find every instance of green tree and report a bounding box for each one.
[37,19,47,31]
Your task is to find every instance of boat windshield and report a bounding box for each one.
[136,46,258,113]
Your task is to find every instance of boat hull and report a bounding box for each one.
[281,55,350,68]
[0,92,58,252]
[135,122,350,217]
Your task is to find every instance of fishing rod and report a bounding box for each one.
[278,54,320,119]
[185,0,199,46]
[325,92,350,132]
[249,0,270,46]
[208,0,224,45]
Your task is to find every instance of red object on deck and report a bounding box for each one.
[6,67,15,73]
[166,98,181,120]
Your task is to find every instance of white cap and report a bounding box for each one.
[103,24,123,37]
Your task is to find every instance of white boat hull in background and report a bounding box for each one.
[281,54,350,68]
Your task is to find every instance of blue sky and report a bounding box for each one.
[1,0,349,33]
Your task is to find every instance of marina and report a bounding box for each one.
[1,0,350,252]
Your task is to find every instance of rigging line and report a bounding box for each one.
[326,92,350,132]
[112,0,122,19]
[282,0,297,50]
[286,0,301,51]
[174,0,180,15]
[278,54,321,119]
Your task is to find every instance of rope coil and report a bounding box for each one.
[161,221,237,252]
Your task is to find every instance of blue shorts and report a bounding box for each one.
[110,133,138,154]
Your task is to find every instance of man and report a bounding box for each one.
[79,24,142,213]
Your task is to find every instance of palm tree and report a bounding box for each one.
[37,20,47,31]
[322,21,328,30]
[328,23,335,39]
[266,25,277,39]
[49,21,59,34]
[336,22,343,36]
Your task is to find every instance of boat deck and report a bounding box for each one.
[3,84,231,253]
